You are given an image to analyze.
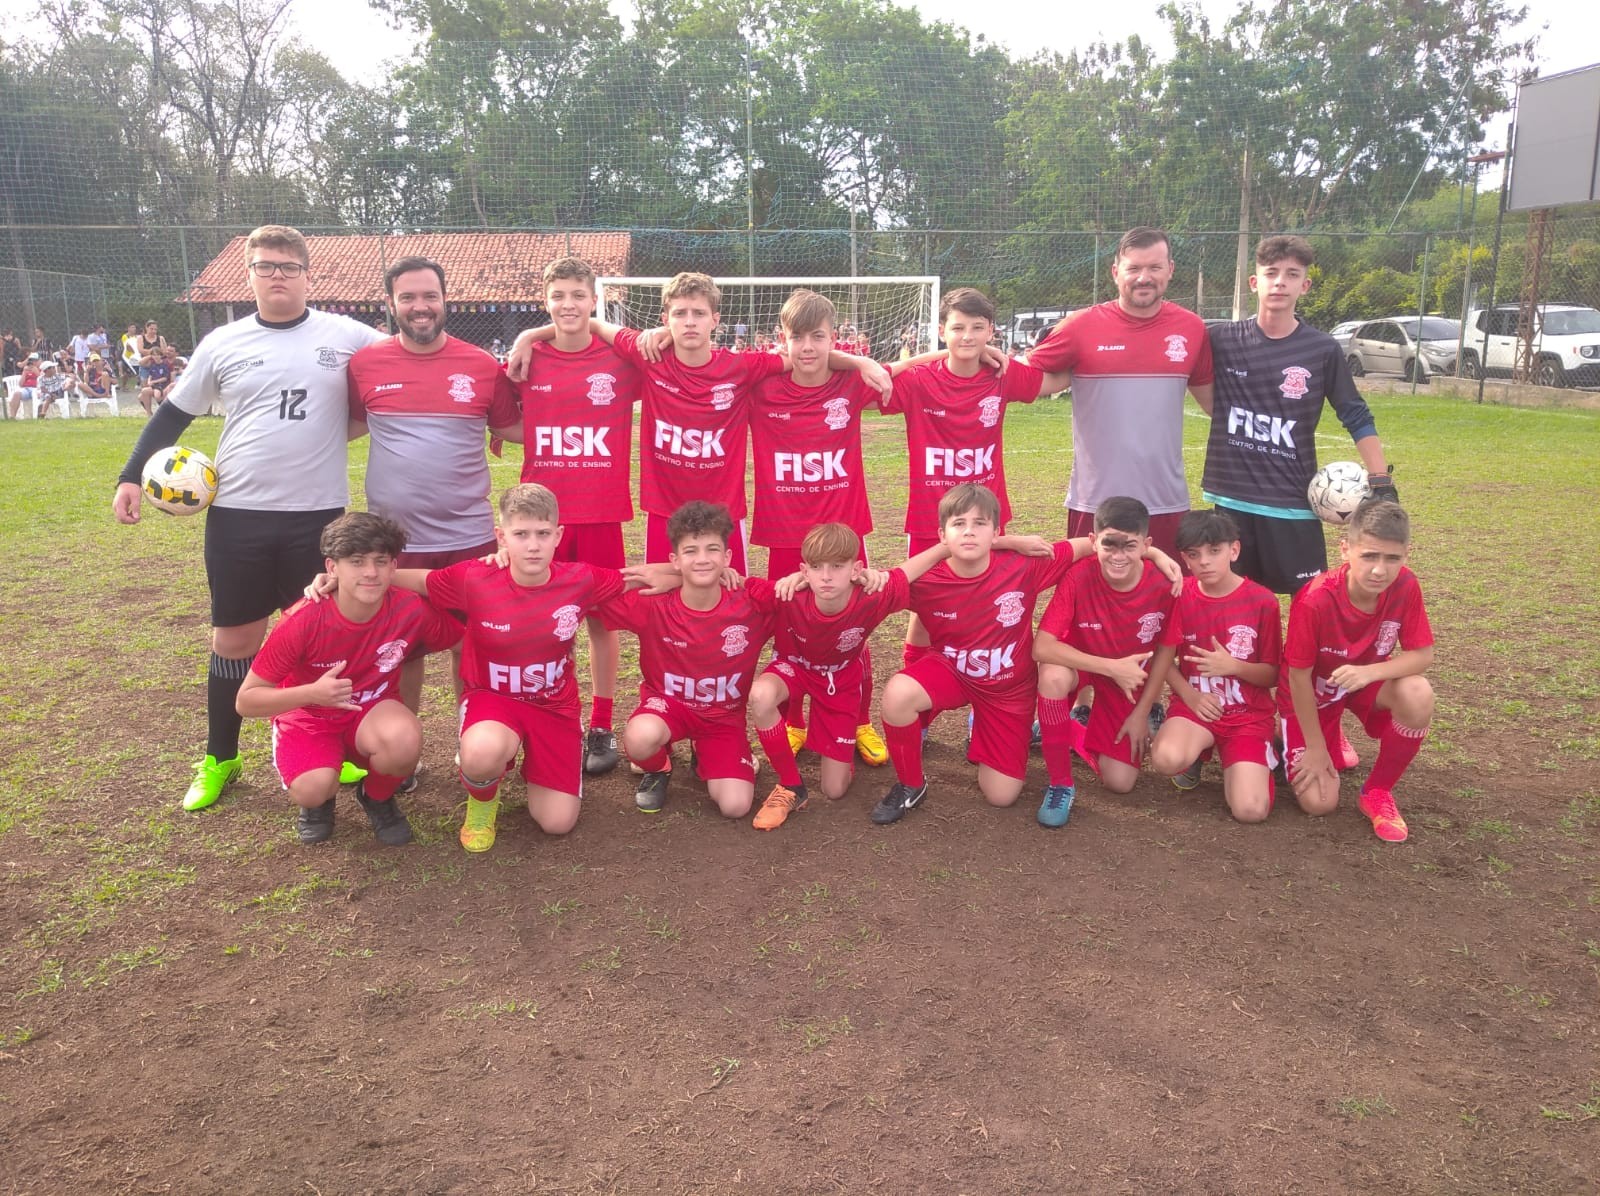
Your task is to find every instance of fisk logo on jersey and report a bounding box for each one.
[993,590,1026,628]
[552,604,582,641]
[663,672,743,702]
[447,373,477,403]
[655,421,725,459]
[1136,612,1166,644]
[978,395,1002,428]
[375,639,409,673]
[925,445,994,478]
[720,624,750,657]
[1374,619,1402,657]
[943,644,1017,679]
[586,372,617,405]
[487,659,567,695]
[1194,674,1245,706]
[822,396,851,430]
[775,450,846,482]
[1163,334,1190,362]
[1279,366,1311,399]
[1224,624,1258,659]
[1226,407,1297,448]
[534,426,610,457]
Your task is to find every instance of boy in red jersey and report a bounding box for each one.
[236,513,461,847]
[882,288,1071,668]
[1148,509,1283,823]
[598,501,782,819]
[515,257,644,777]
[753,288,890,766]
[872,484,1126,825]
[508,272,890,575]
[749,523,950,830]
[1033,497,1181,826]
[1280,498,1434,842]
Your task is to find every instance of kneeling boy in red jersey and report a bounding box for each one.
[748,523,949,830]
[1281,498,1434,843]
[1033,497,1181,827]
[1148,509,1283,823]
[237,513,462,847]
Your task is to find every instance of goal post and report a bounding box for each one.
[594,275,941,360]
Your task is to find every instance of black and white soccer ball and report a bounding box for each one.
[1306,461,1369,526]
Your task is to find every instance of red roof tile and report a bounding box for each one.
[181,232,632,305]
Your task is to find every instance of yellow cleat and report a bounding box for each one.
[786,724,807,755]
[459,797,500,853]
[855,723,889,767]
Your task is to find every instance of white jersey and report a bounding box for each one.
[167,310,384,511]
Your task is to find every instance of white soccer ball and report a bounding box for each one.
[1307,461,1369,526]
[142,445,218,516]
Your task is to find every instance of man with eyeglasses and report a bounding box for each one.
[112,224,386,814]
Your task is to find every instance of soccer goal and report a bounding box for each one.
[594,276,940,361]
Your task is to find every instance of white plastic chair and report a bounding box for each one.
[1,374,18,419]
[76,380,118,417]
[29,378,72,419]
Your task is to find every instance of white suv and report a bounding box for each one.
[1461,304,1600,388]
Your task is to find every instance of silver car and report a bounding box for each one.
[1346,316,1461,382]
[1329,320,1363,353]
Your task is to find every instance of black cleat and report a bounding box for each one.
[636,770,670,814]
[584,727,620,775]
[870,781,928,825]
[296,799,335,845]
[355,783,413,846]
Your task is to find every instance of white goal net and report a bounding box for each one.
[595,276,940,361]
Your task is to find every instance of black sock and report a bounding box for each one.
[206,653,253,761]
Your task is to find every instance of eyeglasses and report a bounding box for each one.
[247,260,307,278]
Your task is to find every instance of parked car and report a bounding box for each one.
[1007,308,1070,352]
[1460,304,1600,388]
[1346,316,1461,382]
[1329,320,1364,353]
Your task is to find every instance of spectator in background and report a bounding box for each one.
[70,327,92,378]
[87,324,109,366]
[489,336,506,361]
[138,347,175,414]
[120,323,141,381]
[138,320,168,385]
[1,328,22,377]
[34,359,76,417]
[31,327,53,360]
[81,355,115,409]
[8,353,41,418]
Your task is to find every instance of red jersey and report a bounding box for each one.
[774,569,911,681]
[426,560,625,709]
[909,543,1075,700]
[881,358,1043,537]
[518,338,641,523]
[1279,564,1433,713]
[253,590,462,722]
[749,369,875,547]
[1160,575,1281,727]
[600,578,781,725]
[613,328,787,518]
[1038,559,1177,694]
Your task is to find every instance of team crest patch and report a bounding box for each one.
[1136,612,1165,644]
[1375,619,1401,657]
[994,590,1025,628]
[644,696,670,714]
[586,372,617,406]
[822,396,851,430]
[710,383,737,411]
[375,639,409,673]
[1163,334,1189,362]
[1224,624,1258,660]
[447,373,477,403]
[836,626,866,653]
[720,624,750,657]
[316,347,341,369]
[1280,366,1311,399]
[552,603,582,641]
[978,395,1002,428]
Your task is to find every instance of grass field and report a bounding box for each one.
[1,390,1598,1193]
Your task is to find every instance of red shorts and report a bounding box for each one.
[398,538,500,571]
[459,689,583,796]
[763,545,868,581]
[552,522,626,570]
[646,513,747,575]
[1164,700,1278,771]
[1078,682,1145,770]
[1281,686,1389,771]
[1066,509,1185,569]
[902,654,1032,780]
[763,659,860,763]
[272,708,378,787]
[629,691,755,782]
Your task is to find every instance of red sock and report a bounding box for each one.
[590,695,614,731]
[857,645,874,724]
[755,721,803,787]
[1037,696,1079,787]
[634,746,670,773]
[783,692,806,731]
[461,772,501,803]
[902,641,929,670]
[884,721,925,788]
[363,772,402,801]
[1365,718,1427,792]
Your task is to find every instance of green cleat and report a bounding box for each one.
[338,761,368,786]
[182,754,241,812]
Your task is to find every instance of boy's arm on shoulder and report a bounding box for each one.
[894,539,951,582]
[889,350,942,377]
[391,568,431,597]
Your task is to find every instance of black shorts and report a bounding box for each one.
[204,506,344,627]
[1221,505,1327,595]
